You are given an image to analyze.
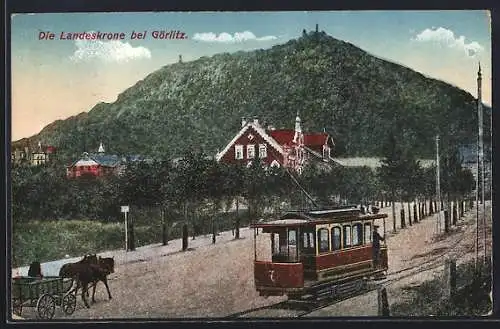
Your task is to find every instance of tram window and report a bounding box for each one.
[302,232,313,248]
[331,226,341,251]
[288,229,297,245]
[272,233,280,255]
[364,223,372,244]
[352,223,363,246]
[318,228,329,253]
[343,225,352,248]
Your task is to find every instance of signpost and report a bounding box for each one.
[121,205,129,251]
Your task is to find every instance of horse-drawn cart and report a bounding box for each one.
[12,276,77,319]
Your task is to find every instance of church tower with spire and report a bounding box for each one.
[292,111,306,174]
[293,111,304,145]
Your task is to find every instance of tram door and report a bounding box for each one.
[299,227,316,279]
[271,227,299,262]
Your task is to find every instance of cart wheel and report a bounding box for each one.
[12,299,22,316]
[36,294,56,319]
[62,293,76,315]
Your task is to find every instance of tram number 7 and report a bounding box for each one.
[268,270,276,284]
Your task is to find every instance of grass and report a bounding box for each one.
[390,260,492,316]
[12,209,253,268]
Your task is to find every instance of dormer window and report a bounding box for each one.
[247,144,255,159]
[235,145,243,159]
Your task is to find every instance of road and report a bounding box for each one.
[11,201,491,319]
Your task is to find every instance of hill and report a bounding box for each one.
[12,29,491,161]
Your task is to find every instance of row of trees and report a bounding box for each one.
[378,133,476,231]
[12,136,475,238]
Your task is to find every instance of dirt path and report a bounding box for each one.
[13,201,491,319]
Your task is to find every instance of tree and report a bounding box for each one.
[440,147,475,228]
[242,159,267,223]
[221,163,245,238]
[171,151,210,241]
[378,132,422,232]
[204,160,225,243]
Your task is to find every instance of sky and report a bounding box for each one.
[10,11,492,141]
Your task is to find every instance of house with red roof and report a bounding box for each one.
[66,142,123,178]
[215,112,335,174]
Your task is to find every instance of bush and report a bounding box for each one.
[391,260,492,316]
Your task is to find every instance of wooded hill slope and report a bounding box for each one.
[13,30,490,161]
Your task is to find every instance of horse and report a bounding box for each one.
[59,254,115,308]
[59,254,98,277]
[87,256,115,304]
[59,254,98,298]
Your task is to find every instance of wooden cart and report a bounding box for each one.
[12,276,77,319]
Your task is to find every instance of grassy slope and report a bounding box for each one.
[12,210,251,267]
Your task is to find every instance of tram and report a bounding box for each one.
[250,206,388,298]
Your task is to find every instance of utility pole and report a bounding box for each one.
[435,135,442,235]
[477,62,487,264]
[475,65,481,269]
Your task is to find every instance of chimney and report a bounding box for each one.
[253,117,259,126]
[316,24,319,33]
[179,54,183,63]
[241,117,247,127]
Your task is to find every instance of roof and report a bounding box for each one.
[92,154,122,167]
[268,129,295,145]
[250,207,388,228]
[263,219,310,225]
[216,122,285,161]
[304,133,330,147]
[268,130,331,147]
[69,153,122,168]
[74,159,99,167]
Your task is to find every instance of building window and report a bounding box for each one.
[352,223,363,246]
[318,228,329,253]
[235,145,243,159]
[259,144,267,159]
[247,144,255,159]
[331,226,341,251]
[343,225,351,248]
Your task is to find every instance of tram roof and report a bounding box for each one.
[251,207,388,228]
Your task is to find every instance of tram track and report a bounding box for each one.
[228,211,476,318]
